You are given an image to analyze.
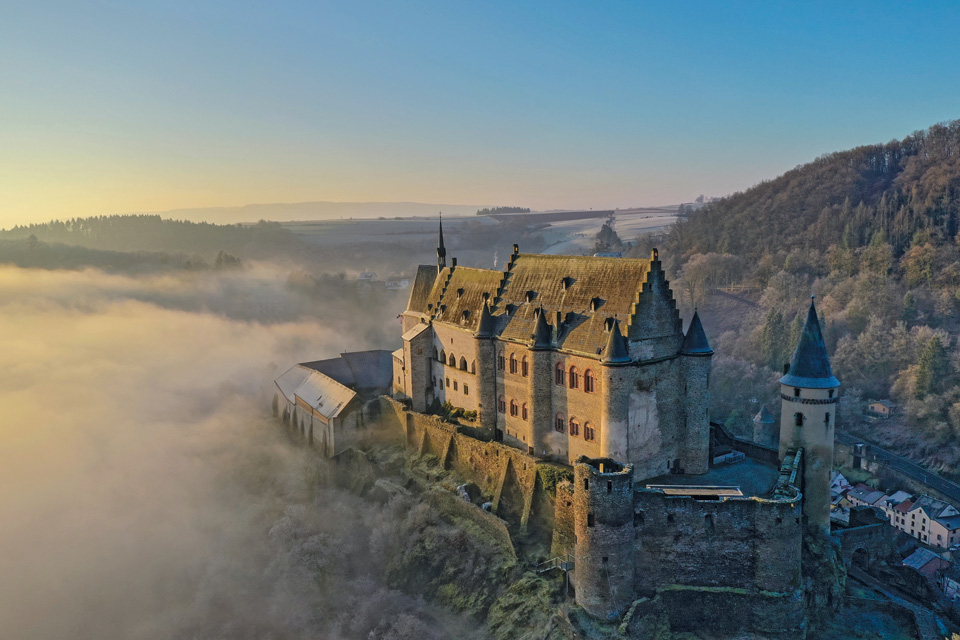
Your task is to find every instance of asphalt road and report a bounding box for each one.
[837,430,960,504]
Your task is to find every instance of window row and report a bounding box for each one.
[497,397,529,420]
[434,376,469,396]
[555,364,595,392]
[497,352,530,376]
[434,349,476,374]
[554,413,595,441]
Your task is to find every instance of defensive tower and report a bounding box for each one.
[778,296,839,533]
[572,457,635,619]
[678,309,713,474]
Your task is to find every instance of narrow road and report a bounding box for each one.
[837,430,960,505]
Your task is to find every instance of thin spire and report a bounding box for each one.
[780,296,840,388]
[679,309,713,356]
[601,319,631,364]
[437,212,447,272]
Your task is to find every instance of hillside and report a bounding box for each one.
[670,119,960,259]
[658,119,960,481]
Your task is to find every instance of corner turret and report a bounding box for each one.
[600,320,630,364]
[475,300,495,338]
[679,309,713,356]
[532,307,552,349]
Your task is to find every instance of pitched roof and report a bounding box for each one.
[780,297,840,389]
[679,310,713,356]
[903,548,950,578]
[872,399,898,409]
[754,405,776,424]
[911,495,960,520]
[275,364,357,420]
[894,499,915,514]
[848,484,886,505]
[884,491,913,507]
[533,307,553,349]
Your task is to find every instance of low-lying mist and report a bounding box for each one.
[0,265,484,639]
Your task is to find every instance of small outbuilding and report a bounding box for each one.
[868,399,897,418]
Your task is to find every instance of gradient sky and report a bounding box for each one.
[2,1,959,226]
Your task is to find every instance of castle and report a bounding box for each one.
[277,222,843,637]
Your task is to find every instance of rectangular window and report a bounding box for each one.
[453,381,458,391]
[463,384,469,395]
[446,377,450,388]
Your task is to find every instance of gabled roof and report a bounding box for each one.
[275,364,357,420]
[848,484,886,505]
[903,548,950,578]
[884,491,913,507]
[754,405,776,424]
[894,499,915,514]
[871,399,898,409]
[679,310,713,356]
[780,297,840,389]
[911,495,959,520]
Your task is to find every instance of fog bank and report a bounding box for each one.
[0,265,481,639]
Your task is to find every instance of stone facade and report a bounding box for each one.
[395,244,713,481]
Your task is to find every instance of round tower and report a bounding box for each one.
[752,405,778,448]
[679,309,713,474]
[572,457,635,619]
[779,296,840,533]
[474,301,498,437]
[599,320,631,463]
[530,307,554,456]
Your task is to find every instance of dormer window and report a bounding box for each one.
[591,297,603,312]
[526,290,536,303]
[457,288,464,298]
[561,276,573,290]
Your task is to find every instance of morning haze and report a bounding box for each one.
[4,2,960,640]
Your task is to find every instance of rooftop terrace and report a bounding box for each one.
[644,458,780,498]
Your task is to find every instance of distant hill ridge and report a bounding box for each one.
[670,119,960,258]
[130,201,487,224]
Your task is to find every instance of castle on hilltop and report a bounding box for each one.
[277,221,850,638]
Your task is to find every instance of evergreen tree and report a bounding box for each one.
[760,309,787,370]
[915,336,949,399]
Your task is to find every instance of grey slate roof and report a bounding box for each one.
[532,307,552,349]
[679,310,713,356]
[601,320,631,364]
[779,298,840,388]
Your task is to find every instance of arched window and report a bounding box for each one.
[509,353,518,374]
[498,396,506,413]
[569,417,580,436]
[497,352,505,370]
[555,362,565,386]
[584,370,595,393]
[510,399,519,417]
[584,422,595,442]
[522,403,528,420]
[439,349,446,364]
[471,360,476,374]
[459,356,467,371]
[555,413,565,432]
[433,347,439,360]
[569,366,580,390]
[448,353,456,367]
[521,356,529,377]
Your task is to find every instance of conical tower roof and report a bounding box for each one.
[780,297,840,389]
[532,307,552,349]
[679,310,713,356]
[475,301,495,338]
[754,405,775,424]
[601,319,631,364]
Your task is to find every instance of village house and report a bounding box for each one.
[887,494,960,550]
[868,399,897,418]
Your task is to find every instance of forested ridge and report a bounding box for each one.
[670,119,960,259]
[661,119,960,481]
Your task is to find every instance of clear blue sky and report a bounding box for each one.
[1,1,958,224]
